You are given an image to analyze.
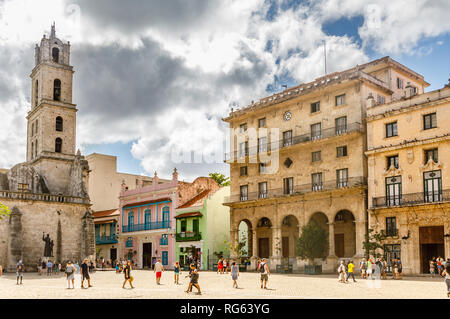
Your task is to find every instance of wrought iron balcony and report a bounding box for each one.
[176,232,202,242]
[372,190,450,208]
[122,221,171,233]
[224,176,367,204]
[96,234,118,245]
[225,122,363,162]
[382,229,399,237]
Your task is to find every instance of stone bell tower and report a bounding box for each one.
[27,23,77,162]
[26,23,79,194]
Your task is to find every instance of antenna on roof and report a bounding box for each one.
[323,40,327,75]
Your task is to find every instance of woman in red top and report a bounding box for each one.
[217,258,223,274]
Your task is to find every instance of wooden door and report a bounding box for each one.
[282,237,289,257]
[258,238,269,258]
[335,234,345,257]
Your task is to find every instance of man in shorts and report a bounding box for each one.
[154,258,164,285]
[258,258,270,289]
[81,258,93,288]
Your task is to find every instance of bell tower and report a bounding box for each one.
[27,23,77,162]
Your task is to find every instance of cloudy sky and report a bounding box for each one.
[0,0,449,181]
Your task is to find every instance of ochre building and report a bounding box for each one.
[223,57,429,272]
[366,82,450,275]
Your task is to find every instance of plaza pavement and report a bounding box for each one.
[0,270,448,299]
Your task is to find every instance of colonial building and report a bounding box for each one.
[0,25,94,271]
[366,83,450,275]
[118,172,225,270]
[175,185,230,270]
[223,56,429,272]
[94,209,120,264]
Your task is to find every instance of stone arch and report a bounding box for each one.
[52,47,59,63]
[333,209,356,258]
[281,215,299,259]
[256,217,272,258]
[308,212,329,231]
[237,219,252,257]
[56,116,63,132]
[55,138,62,153]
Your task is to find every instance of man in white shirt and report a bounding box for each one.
[154,259,164,285]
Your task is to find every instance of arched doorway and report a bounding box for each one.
[281,215,299,262]
[256,217,272,258]
[307,212,329,259]
[238,219,253,258]
[333,210,356,257]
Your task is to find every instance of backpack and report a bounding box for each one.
[259,263,266,273]
[65,266,73,275]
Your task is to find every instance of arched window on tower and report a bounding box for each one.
[53,79,61,101]
[35,80,38,107]
[56,116,63,132]
[52,47,59,63]
[31,142,34,159]
[55,138,62,153]
[35,140,38,158]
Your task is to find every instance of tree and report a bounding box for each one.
[297,221,329,265]
[209,172,230,186]
[0,202,11,220]
[363,228,386,258]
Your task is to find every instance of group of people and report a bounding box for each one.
[358,257,397,280]
[64,259,94,289]
[38,260,62,276]
[217,258,230,274]
[429,257,448,277]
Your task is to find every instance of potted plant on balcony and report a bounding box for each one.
[297,221,329,275]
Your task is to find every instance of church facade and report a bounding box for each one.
[0,25,95,272]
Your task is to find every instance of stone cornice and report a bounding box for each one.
[365,134,450,155]
[27,100,77,119]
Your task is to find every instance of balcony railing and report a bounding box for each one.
[372,190,450,208]
[176,232,202,242]
[122,221,171,233]
[224,176,367,204]
[96,234,118,245]
[225,122,363,161]
[382,229,398,237]
[0,190,89,204]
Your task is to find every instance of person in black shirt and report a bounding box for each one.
[185,263,201,295]
[80,258,93,288]
[122,260,134,289]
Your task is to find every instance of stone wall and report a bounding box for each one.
[0,198,92,272]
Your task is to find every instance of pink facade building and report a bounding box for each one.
[118,169,178,269]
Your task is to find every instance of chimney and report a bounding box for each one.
[367,93,375,107]
[153,171,159,185]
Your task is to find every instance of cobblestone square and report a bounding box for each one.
[0,270,448,299]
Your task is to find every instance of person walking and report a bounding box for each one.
[359,258,367,279]
[442,263,450,298]
[122,260,134,289]
[174,261,181,284]
[346,260,356,283]
[217,258,223,274]
[223,259,228,274]
[258,258,270,289]
[154,258,164,285]
[231,262,239,288]
[80,259,93,288]
[366,258,373,279]
[16,260,24,285]
[338,261,346,283]
[430,258,436,277]
[0,264,3,278]
[46,260,53,276]
[380,258,387,280]
[397,258,403,279]
[437,256,443,276]
[65,261,75,289]
[185,263,201,295]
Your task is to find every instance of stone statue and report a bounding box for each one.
[49,240,54,257]
[42,233,52,257]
